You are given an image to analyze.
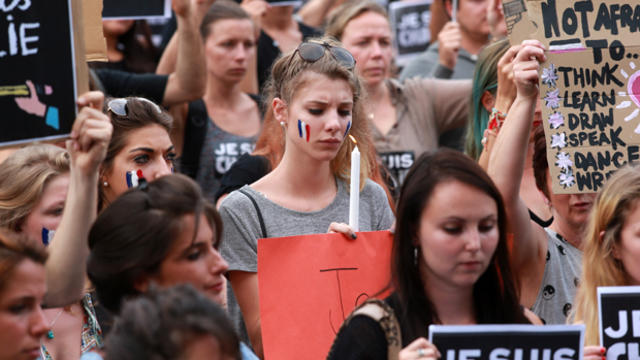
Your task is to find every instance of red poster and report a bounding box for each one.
[258,231,393,360]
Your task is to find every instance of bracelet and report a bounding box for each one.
[487,108,507,131]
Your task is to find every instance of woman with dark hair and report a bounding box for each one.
[87,174,257,359]
[99,97,175,209]
[90,20,159,73]
[105,284,240,360]
[328,149,537,359]
[0,230,49,360]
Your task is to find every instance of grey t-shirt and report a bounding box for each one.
[531,228,582,324]
[219,178,395,346]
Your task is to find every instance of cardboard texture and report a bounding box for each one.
[258,231,393,360]
[0,0,87,147]
[511,0,640,193]
[83,0,107,62]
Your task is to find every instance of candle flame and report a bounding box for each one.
[348,135,357,144]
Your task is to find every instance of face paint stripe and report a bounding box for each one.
[41,228,54,246]
[298,119,303,138]
[126,170,139,188]
[305,124,310,142]
[343,121,351,138]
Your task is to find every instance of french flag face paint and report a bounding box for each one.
[343,121,351,138]
[41,228,55,246]
[126,169,144,188]
[297,119,310,142]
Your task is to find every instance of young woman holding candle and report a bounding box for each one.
[218,37,395,357]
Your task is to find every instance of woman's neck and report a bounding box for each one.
[271,148,335,197]
[104,35,123,61]
[424,278,476,325]
[365,81,388,104]
[204,76,242,108]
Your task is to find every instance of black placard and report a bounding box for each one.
[102,0,170,20]
[388,0,432,66]
[0,0,77,146]
[598,286,640,359]
[429,324,584,360]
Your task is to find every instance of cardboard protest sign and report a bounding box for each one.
[102,0,171,20]
[388,0,432,67]
[522,0,640,193]
[258,231,393,360]
[0,0,86,147]
[84,0,107,61]
[597,286,640,359]
[429,324,585,360]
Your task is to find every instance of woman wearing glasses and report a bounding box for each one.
[218,37,395,357]
[325,1,471,189]
[99,97,175,209]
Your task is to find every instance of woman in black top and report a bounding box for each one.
[329,150,537,359]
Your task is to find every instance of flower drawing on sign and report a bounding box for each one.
[555,152,572,172]
[616,61,640,132]
[550,132,567,149]
[548,112,564,129]
[544,89,561,109]
[541,63,558,88]
[559,169,575,188]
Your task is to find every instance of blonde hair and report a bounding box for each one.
[572,164,640,345]
[263,36,373,188]
[325,0,388,41]
[0,144,69,231]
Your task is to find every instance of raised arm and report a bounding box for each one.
[487,41,547,295]
[296,0,341,28]
[44,92,112,306]
[156,0,207,106]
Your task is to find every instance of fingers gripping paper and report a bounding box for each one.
[258,231,393,360]
[508,0,640,194]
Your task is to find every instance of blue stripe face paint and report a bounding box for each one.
[298,119,303,138]
[343,121,351,138]
[41,228,55,246]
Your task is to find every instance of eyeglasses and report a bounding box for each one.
[288,41,356,70]
[107,97,162,117]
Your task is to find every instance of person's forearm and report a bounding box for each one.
[174,11,206,99]
[487,95,535,202]
[43,170,98,307]
[297,0,339,28]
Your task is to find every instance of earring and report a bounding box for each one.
[103,181,108,187]
[280,121,286,128]
[413,247,419,266]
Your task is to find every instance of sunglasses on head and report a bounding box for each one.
[107,97,162,117]
[288,41,356,70]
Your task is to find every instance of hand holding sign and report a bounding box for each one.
[513,40,546,100]
[399,338,441,360]
[495,44,521,112]
[437,21,462,70]
[67,91,113,177]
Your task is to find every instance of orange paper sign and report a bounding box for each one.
[258,230,393,360]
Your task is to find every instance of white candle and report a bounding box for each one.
[349,135,360,232]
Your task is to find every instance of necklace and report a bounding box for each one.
[46,309,65,339]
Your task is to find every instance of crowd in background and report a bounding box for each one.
[1,0,639,359]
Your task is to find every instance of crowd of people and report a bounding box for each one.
[1,0,639,359]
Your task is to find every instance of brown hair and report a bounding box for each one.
[572,164,640,345]
[0,145,69,231]
[325,0,388,41]
[263,36,373,188]
[101,97,173,208]
[0,229,48,294]
[532,125,549,199]
[393,149,528,340]
[200,0,252,40]
[88,174,221,313]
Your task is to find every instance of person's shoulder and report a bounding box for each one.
[361,179,388,200]
[219,186,258,212]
